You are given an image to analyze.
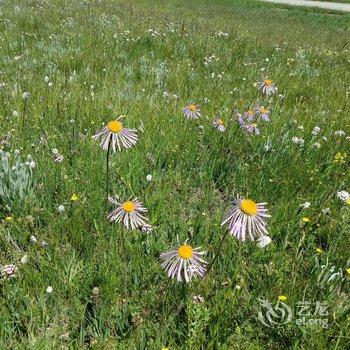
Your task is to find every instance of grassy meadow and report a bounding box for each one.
[0,0,349,349]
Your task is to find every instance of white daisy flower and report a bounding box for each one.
[160,241,207,282]
[182,104,201,119]
[213,116,226,132]
[258,78,276,96]
[92,117,138,152]
[221,197,270,241]
[107,197,148,230]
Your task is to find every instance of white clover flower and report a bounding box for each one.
[292,136,299,144]
[46,286,53,293]
[53,154,64,163]
[300,202,311,209]
[30,235,37,243]
[44,76,50,83]
[264,144,271,151]
[26,160,36,168]
[57,204,65,213]
[12,110,19,117]
[334,130,345,136]
[298,125,304,131]
[256,235,272,248]
[22,92,30,100]
[292,137,304,146]
[312,142,321,149]
[146,174,152,182]
[337,190,350,202]
[322,208,330,215]
[311,126,321,136]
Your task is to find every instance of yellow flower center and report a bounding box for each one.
[264,79,272,86]
[217,118,224,125]
[247,109,253,115]
[240,199,257,216]
[188,104,197,112]
[122,201,135,212]
[259,106,268,114]
[70,194,78,202]
[107,120,123,133]
[177,244,193,259]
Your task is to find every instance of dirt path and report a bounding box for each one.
[262,0,350,12]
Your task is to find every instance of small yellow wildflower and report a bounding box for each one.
[161,348,169,350]
[5,216,13,222]
[315,247,323,254]
[302,217,310,223]
[346,198,350,205]
[278,295,287,302]
[346,268,350,276]
[70,193,79,202]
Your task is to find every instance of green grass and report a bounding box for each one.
[0,0,349,348]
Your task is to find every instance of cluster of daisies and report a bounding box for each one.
[182,78,276,136]
[235,79,275,135]
[91,79,274,283]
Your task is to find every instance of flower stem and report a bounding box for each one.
[205,230,230,277]
[168,229,230,322]
[22,99,27,132]
[246,91,259,110]
[105,140,111,207]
